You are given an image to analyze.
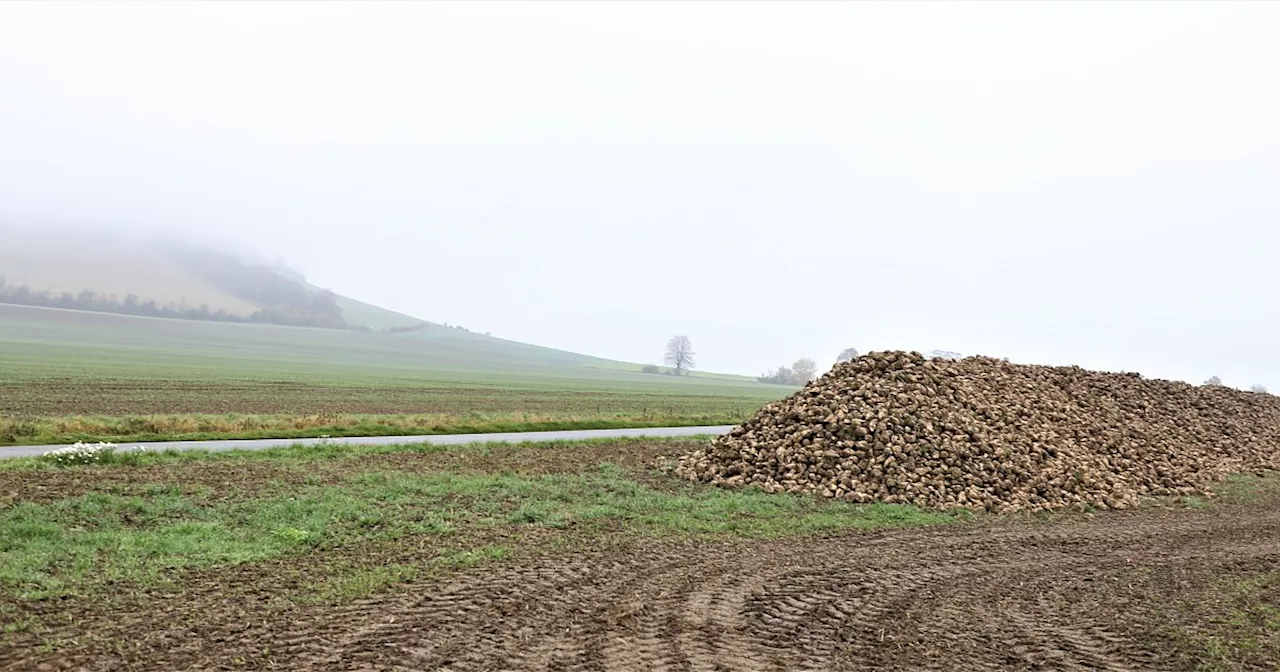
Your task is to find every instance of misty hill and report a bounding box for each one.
[0,227,425,330]
[0,226,763,383]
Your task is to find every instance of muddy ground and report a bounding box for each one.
[2,443,1277,671]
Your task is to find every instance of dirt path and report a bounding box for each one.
[25,501,1256,671]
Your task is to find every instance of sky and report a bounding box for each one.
[1,1,1278,386]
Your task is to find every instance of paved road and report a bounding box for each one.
[0,425,735,459]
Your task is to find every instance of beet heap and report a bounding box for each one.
[676,351,1280,512]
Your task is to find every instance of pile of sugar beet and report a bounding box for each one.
[676,351,1280,512]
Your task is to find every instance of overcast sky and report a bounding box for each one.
[1,1,1278,385]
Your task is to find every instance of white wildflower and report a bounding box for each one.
[43,441,119,466]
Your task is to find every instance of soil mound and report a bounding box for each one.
[676,351,1280,511]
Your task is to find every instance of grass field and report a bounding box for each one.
[0,304,791,445]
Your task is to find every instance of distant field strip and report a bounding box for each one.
[0,305,789,444]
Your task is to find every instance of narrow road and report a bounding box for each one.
[0,425,734,459]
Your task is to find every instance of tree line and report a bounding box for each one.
[758,348,861,385]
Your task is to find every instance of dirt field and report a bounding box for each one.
[273,517,1276,672]
[2,441,1276,671]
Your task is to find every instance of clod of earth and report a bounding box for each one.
[677,351,1280,512]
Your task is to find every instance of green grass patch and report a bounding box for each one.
[304,563,424,603]
[1214,472,1280,502]
[0,460,955,602]
[1165,571,1280,671]
[0,488,418,600]
[1161,473,1280,511]
[298,547,509,605]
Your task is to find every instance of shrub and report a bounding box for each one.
[641,365,661,374]
[758,367,797,385]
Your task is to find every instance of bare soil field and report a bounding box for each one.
[254,506,1277,672]
[1,439,1276,671]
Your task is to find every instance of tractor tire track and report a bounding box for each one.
[7,504,1279,671]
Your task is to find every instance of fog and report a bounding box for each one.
[2,2,1278,385]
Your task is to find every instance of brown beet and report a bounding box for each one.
[676,351,1280,512]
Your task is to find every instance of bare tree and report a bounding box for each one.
[835,348,859,364]
[664,335,695,376]
[1251,384,1268,394]
[792,358,818,383]
[1204,375,1224,387]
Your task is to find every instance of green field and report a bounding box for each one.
[0,304,791,445]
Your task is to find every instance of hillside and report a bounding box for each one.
[0,226,426,331]
[333,295,426,331]
[0,303,778,391]
[0,227,767,385]
[0,229,261,317]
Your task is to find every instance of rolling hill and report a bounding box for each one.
[0,228,262,317]
[0,226,766,384]
[0,225,427,330]
[0,302,792,445]
[0,227,789,444]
